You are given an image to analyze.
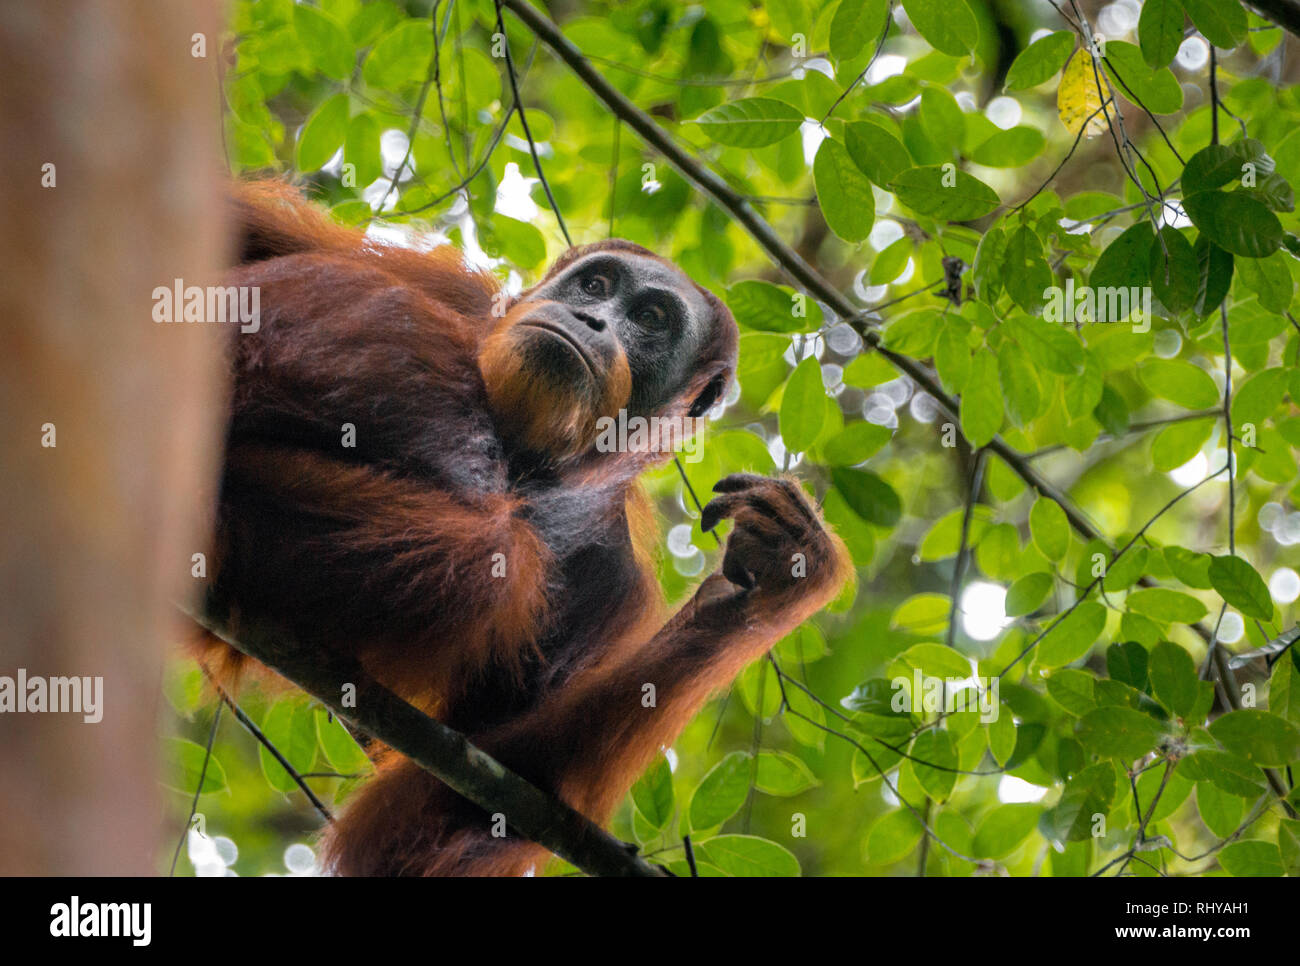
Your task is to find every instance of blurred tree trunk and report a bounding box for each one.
[0,1,227,873]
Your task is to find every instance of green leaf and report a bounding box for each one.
[919,87,966,157]
[1165,547,1214,589]
[1090,222,1154,294]
[698,834,801,876]
[1194,235,1234,315]
[1271,656,1300,725]
[1208,710,1300,767]
[1197,781,1245,837]
[1183,191,1283,258]
[844,121,913,186]
[775,622,829,667]
[891,594,952,635]
[726,279,820,332]
[889,165,1000,221]
[315,709,370,773]
[822,422,892,466]
[1139,0,1184,68]
[841,352,897,389]
[294,5,353,79]
[1139,359,1219,409]
[934,324,972,394]
[959,349,1003,447]
[1003,31,1074,91]
[162,736,227,794]
[1002,227,1052,315]
[1107,641,1149,690]
[1102,546,1149,593]
[1042,762,1115,842]
[1029,497,1069,561]
[1183,748,1269,796]
[971,226,1005,303]
[163,661,204,717]
[997,339,1043,424]
[987,704,1017,765]
[1148,642,1199,717]
[1150,417,1213,471]
[909,730,958,801]
[1236,254,1294,313]
[1207,554,1274,620]
[1006,315,1085,375]
[901,0,979,56]
[843,678,911,716]
[1147,226,1199,313]
[754,751,819,796]
[630,755,675,829]
[1125,588,1209,624]
[1220,840,1284,876]
[688,751,750,830]
[972,803,1041,858]
[829,0,889,63]
[1281,818,1300,874]
[1094,384,1130,437]
[1006,572,1053,617]
[779,357,827,453]
[1076,706,1166,759]
[482,215,546,271]
[1102,41,1183,114]
[1181,0,1248,49]
[882,308,944,357]
[831,467,902,527]
[362,20,432,89]
[972,127,1048,168]
[344,112,382,190]
[899,641,973,678]
[917,506,992,560]
[866,808,924,864]
[1038,601,1108,668]
[259,697,317,794]
[1231,367,1288,430]
[870,237,914,285]
[814,138,876,241]
[1045,668,1097,716]
[1183,141,1269,196]
[295,93,348,173]
[695,97,803,147]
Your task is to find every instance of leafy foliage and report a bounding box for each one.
[167,0,1300,877]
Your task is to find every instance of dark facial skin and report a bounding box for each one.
[515,251,716,416]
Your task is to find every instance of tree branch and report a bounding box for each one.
[497,0,1112,558]
[1247,0,1300,38]
[500,0,1263,662]
[185,594,665,878]
[499,0,1298,830]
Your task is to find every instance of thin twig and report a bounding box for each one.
[205,670,334,823]
[495,0,571,245]
[169,702,223,876]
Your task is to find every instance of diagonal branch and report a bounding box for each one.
[497,0,1121,570]
[500,0,1259,660]
[185,594,666,878]
[1247,0,1300,38]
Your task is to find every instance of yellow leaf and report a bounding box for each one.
[1057,49,1108,138]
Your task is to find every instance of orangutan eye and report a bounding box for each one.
[580,274,609,297]
[632,303,666,327]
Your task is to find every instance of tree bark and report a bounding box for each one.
[0,1,227,873]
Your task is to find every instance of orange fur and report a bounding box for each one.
[205,182,849,877]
